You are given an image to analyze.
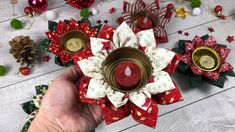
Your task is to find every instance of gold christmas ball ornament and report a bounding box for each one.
[192,46,221,72]
[60,30,88,53]
[102,47,152,93]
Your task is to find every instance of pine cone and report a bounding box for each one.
[9,36,38,67]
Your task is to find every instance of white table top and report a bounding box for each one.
[0,0,235,131]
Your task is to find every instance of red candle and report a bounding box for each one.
[114,61,141,90]
[137,17,153,30]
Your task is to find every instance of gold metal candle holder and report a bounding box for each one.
[102,47,152,93]
[131,11,158,28]
[192,46,221,72]
[60,30,88,53]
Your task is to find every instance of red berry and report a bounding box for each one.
[24,6,33,15]
[214,5,222,13]
[19,67,30,75]
[109,7,116,14]
[167,3,174,10]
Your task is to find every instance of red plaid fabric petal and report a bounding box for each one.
[219,62,233,73]
[101,100,131,125]
[203,71,220,80]
[191,65,203,75]
[181,53,192,65]
[216,47,231,62]
[164,54,182,75]
[192,36,204,48]
[130,100,158,128]
[185,42,195,53]
[204,36,217,49]
[132,0,146,13]
[79,76,103,104]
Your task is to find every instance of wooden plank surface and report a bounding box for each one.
[0,0,235,132]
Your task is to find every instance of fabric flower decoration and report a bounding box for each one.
[65,0,95,10]
[122,0,173,44]
[75,22,183,128]
[41,18,99,66]
[173,35,235,88]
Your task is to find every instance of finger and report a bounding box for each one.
[56,65,83,81]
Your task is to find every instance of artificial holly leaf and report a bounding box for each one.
[200,34,209,41]
[80,17,90,23]
[178,40,187,48]
[189,74,202,87]
[217,44,227,48]
[176,62,190,74]
[55,56,74,67]
[35,85,49,95]
[224,70,235,77]
[48,21,58,32]
[204,74,226,88]
[21,101,37,115]
[63,19,70,24]
[39,38,50,51]
[21,120,31,132]
[172,47,185,54]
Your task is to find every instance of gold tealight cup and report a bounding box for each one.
[60,30,88,53]
[131,11,158,28]
[192,46,221,72]
[102,47,152,93]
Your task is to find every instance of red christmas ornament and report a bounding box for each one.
[214,5,223,13]
[65,0,95,10]
[114,61,141,90]
[137,17,153,30]
[28,0,48,13]
[167,3,174,10]
[24,6,33,15]
[19,67,30,75]
[109,7,116,14]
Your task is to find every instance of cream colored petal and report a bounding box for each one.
[106,87,128,108]
[136,29,156,53]
[144,71,175,95]
[86,78,107,99]
[77,56,103,78]
[90,37,114,58]
[148,48,175,71]
[113,22,138,48]
[129,90,151,111]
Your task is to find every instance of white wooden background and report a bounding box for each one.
[0,0,235,132]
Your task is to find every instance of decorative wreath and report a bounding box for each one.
[75,22,183,127]
[122,0,173,44]
[173,35,235,88]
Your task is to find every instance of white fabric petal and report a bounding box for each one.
[106,87,128,108]
[113,22,138,48]
[136,29,156,53]
[129,90,151,111]
[148,48,175,71]
[86,78,107,99]
[144,71,175,95]
[90,37,114,58]
[77,56,103,78]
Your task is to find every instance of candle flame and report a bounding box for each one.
[143,17,148,24]
[125,66,132,76]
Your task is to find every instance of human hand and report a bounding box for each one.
[28,66,103,132]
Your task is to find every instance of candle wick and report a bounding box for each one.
[143,17,148,24]
[125,66,132,76]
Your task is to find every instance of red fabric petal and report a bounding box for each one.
[203,71,220,80]
[155,82,183,105]
[185,42,194,52]
[59,51,72,63]
[100,100,131,125]
[98,24,115,41]
[164,53,182,75]
[133,0,147,12]
[79,76,103,104]
[204,36,217,49]
[191,65,203,75]
[55,21,71,35]
[46,31,61,43]
[181,53,192,66]
[48,42,61,56]
[72,48,93,64]
[192,35,204,48]
[216,47,231,62]
[219,62,233,73]
[68,19,81,30]
[130,100,158,128]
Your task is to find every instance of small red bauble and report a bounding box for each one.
[137,17,153,30]
[28,0,48,13]
[109,7,116,14]
[167,3,174,10]
[114,61,141,90]
[24,6,33,15]
[214,5,223,13]
[65,0,95,9]
[19,67,30,75]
